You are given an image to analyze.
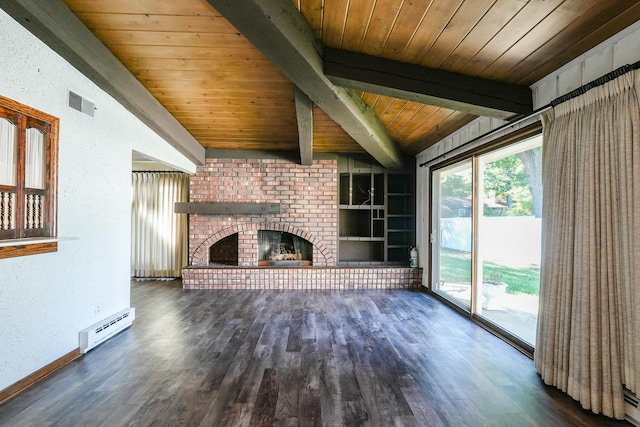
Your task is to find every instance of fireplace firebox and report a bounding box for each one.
[258,230,312,266]
[209,233,239,266]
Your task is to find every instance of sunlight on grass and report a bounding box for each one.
[440,248,540,295]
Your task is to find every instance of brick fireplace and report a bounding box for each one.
[187,156,337,266]
[182,155,422,290]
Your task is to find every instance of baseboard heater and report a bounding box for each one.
[625,389,640,426]
[79,307,135,353]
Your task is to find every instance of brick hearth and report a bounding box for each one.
[183,266,422,290]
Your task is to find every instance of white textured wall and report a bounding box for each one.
[0,10,196,391]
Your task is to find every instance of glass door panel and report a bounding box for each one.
[432,160,473,311]
[475,136,542,346]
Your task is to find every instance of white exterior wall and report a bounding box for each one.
[0,10,196,391]
[415,19,640,288]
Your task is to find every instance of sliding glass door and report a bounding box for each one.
[431,135,542,347]
[432,160,473,310]
[476,137,542,345]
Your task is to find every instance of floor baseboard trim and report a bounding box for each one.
[0,348,82,405]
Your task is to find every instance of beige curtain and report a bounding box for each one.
[535,69,640,419]
[131,172,189,278]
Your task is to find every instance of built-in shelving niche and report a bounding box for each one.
[338,154,415,265]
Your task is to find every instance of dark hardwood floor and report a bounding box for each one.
[0,279,630,426]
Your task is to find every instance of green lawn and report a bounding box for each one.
[439,248,540,295]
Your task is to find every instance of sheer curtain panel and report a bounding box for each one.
[0,118,16,186]
[535,70,640,419]
[131,172,189,278]
[25,128,45,189]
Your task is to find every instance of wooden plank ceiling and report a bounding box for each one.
[62,0,640,158]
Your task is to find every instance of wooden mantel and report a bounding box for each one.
[174,202,281,215]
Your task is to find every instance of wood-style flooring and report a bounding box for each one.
[0,279,629,426]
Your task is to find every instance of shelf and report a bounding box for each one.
[352,173,372,205]
[373,174,384,205]
[387,174,413,194]
[339,209,371,237]
[387,247,411,263]
[388,231,414,246]
[174,202,281,215]
[338,156,415,264]
[339,172,384,206]
[339,240,384,262]
[372,210,384,219]
[388,200,413,215]
[339,173,350,205]
[372,219,384,238]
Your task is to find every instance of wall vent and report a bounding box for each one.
[625,389,640,426]
[68,91,95,117]
[79,307,135,353]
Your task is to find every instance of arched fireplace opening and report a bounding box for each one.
[258,230,312,266]
[209,233,239,266]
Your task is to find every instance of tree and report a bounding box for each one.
[441,172,471,197]
[483,155,533,216]
[441,145,543,218]
[517,147,543,218]
[483,155,528,199]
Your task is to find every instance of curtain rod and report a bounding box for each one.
[550,59,640,106]
[419,59,640,168]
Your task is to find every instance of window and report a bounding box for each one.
[430,125,542,352]
[0,94,58,258]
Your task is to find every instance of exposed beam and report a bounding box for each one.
[324,48,533,119]
[0,0,205,165]
[294,86,313,166]
[207,0,404,170]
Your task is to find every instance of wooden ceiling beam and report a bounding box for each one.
[0,0,205,165]
[294,86,314,166]
[207,0,404,170]
[324,48,533,119]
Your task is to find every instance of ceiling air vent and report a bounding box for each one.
[68,91,95,117]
